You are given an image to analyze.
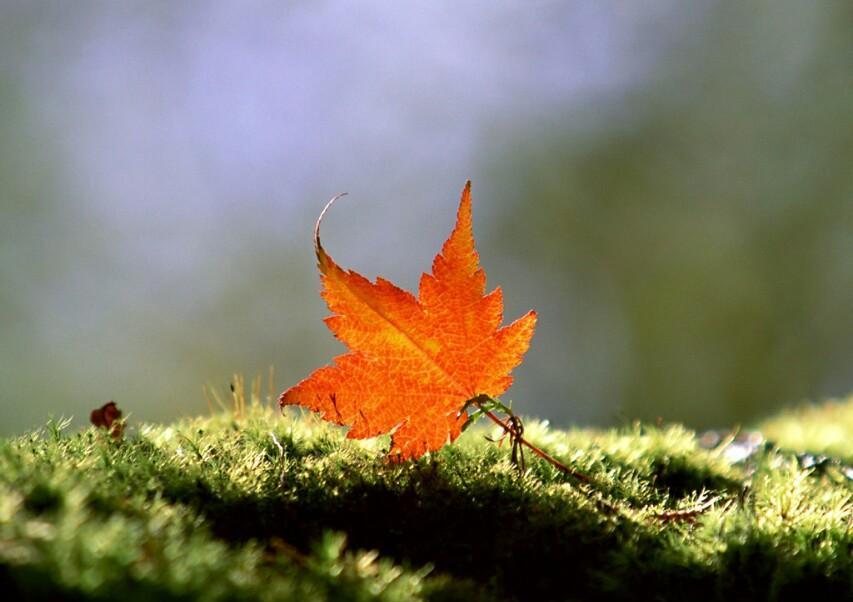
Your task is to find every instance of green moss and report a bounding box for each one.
[759,396,853,462]
[1,396,852,601]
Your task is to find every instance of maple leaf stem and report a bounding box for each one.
[470,398,725,523]
[462,396,721,522]
[471,397,591,484]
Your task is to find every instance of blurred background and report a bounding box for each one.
[1,1,851,436]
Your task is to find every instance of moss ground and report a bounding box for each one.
[1,394,852,601]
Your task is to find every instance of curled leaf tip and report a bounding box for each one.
[314,192,348,266]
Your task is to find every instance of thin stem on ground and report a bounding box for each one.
[466,395,721,522]
[473,401,590,483]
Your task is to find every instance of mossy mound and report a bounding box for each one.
[1,396,852,601]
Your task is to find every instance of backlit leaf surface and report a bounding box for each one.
[280,182,536,459]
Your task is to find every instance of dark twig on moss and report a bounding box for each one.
[463,394,591,483]
[462,394,722,523]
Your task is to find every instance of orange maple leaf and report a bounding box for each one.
[280,181,537,460]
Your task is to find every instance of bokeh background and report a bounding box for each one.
[1,1,851,436]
